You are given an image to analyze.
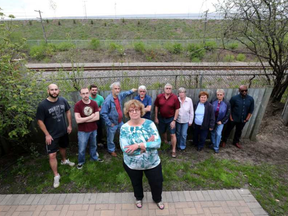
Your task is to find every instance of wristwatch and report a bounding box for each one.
[138,143,141,149]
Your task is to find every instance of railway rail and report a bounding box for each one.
[28,65,271,72]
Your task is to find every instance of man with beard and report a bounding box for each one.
[89,84,105,147]
[36,83,75,188]
[100,82,137,157]
[221,85,254,149]
[75,87,104,169]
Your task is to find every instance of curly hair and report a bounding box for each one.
[123,99,146,118]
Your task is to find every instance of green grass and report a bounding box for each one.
[1,152,287,215]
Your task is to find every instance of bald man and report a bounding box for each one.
[221,85,254,149]
[36,84,75,188]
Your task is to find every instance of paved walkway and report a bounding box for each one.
[0,189,268,216]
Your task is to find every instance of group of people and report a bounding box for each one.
[36,82,254,210]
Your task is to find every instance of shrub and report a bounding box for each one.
[172,43,183,54]
[73,20,76,24]
[227,42,239,50]
[29,45,47,60]
[56,42,75,51]
[109,42,125,56]
[224,54,235,62]
[90,38,100,50]
[29,20,32,25]
[186,43,206,60]
[204,41,218,51]
[134,42,146,53]
[90,20,94,25]
[236,53,246,61]
[58,21,61,25]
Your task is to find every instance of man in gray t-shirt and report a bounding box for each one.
[36,83,75,188]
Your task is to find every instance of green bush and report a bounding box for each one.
[204,41,218,51]
[227,42,239,50]
[186,43,206,60]
[109,42,125,56]
[172,43,182,54]
[134,42,146,53]
[29,43,57,60]
[164,43,183,54]
[236,53,246,61]
[90,38,100,50]
[224,54,235,62]
[29,45,47,60]
[56,42,75,51]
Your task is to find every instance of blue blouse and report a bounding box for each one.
[120,119,161,170]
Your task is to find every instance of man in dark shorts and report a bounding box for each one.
[36,83,75,188]
[154,83,180,158]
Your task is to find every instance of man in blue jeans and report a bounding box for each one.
[100,82,137,157]
[74,87,104,169]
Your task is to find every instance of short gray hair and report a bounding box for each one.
[138,85,147,91]
[110,82,121,90]
[216,89,225,94]
[178,87,186,93]
[164,83,173,89]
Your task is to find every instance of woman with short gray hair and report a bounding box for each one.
[210,89,231,153]
[176,87,194,151]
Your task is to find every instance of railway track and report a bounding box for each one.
[28,65,271,72]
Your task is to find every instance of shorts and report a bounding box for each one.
[158,116,176,134]
[46,133,69,154]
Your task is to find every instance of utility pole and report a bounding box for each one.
[83,0,87,19]
[203,10,208,44]
[34,10,47,44]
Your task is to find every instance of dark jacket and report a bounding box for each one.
[193,101,215,130]
[211,98,231,124]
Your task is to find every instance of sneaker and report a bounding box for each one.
[77,164,83,170]
[61,159,75,167]
[53,174,60,188]
[96,158,104,163]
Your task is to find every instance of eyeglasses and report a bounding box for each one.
[129,109,140,113]
[139,91,146,92]
[217,94,223,96]
[241,90,248,92]
[165,88,172,89]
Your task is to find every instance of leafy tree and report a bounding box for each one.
[0,9,44,155]
[216,0,288,102]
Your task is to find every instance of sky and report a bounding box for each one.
[0,0,219,19]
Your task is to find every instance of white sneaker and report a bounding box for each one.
[53,174,61,188]
[61,159,75,167]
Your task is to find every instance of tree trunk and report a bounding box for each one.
[271,76,288,102]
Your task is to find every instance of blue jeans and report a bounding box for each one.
[78,130,98,165]
[176,122,189,150]
[210,124,224,152]
[106,122,123,153]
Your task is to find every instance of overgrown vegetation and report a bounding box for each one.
[0,9,45,155]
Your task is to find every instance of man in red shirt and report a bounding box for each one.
[154,83,180,158]
[100,82,137,157]
[74,87,104,169]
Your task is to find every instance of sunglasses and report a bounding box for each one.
[241,90,248,92]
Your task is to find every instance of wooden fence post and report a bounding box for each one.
[282,97,288,126]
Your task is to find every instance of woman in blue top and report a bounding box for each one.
[193,91,215,151]
[210,89,231,153]
[120,100,164,210]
